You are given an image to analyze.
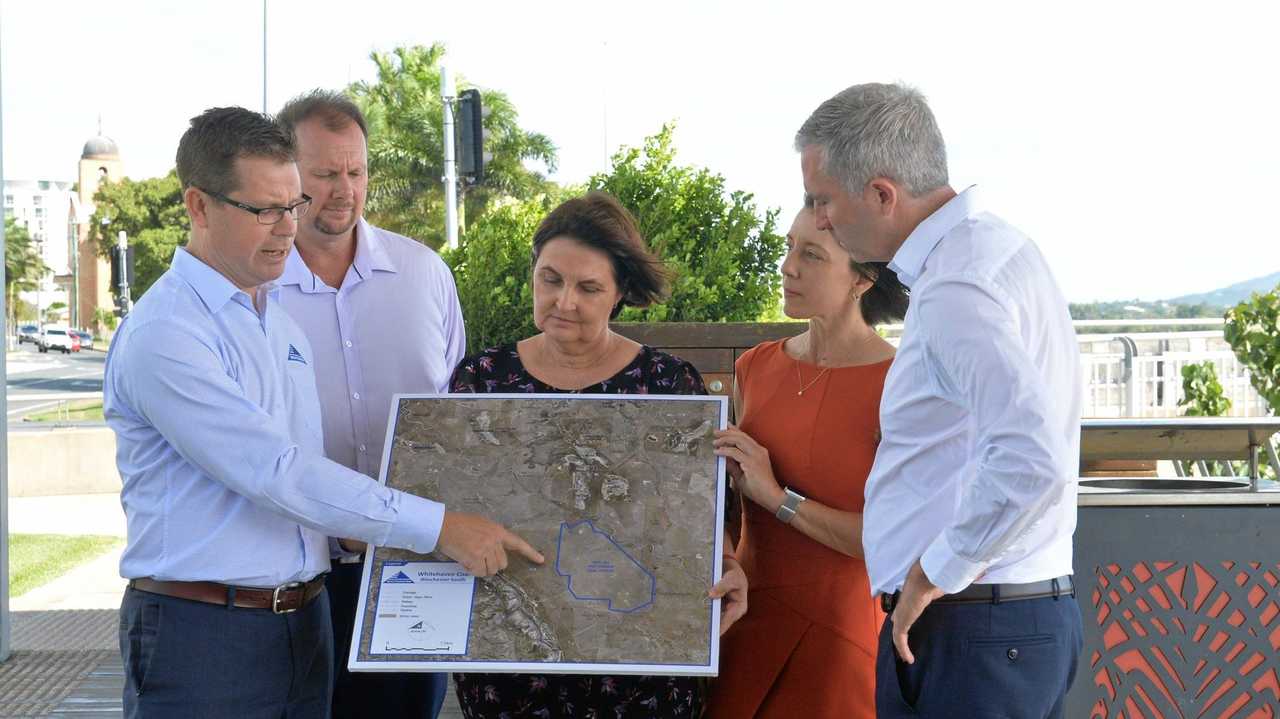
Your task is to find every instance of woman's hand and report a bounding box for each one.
[709,554,748,635]
[714,425,785,512]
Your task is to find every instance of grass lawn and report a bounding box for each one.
[8,534,123,597]
[23,400,104,423]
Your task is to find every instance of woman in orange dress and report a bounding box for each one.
[709,205,909,718]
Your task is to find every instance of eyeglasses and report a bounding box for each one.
[199,187,312,225]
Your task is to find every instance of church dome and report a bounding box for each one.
[82,135,120,160]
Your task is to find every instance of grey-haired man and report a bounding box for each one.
[796,83,1083,717]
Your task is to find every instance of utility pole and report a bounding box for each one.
[441,65,459,250]
[2,7,12,663]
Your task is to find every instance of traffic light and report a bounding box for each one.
[110,245,135,290]
[456,88,487,184]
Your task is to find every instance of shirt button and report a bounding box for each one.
[359,444,367,452]
[352,392,361,400]
[1007,648,1019,661]
[345,340,352,348]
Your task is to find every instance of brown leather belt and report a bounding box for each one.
[130,575,327,614]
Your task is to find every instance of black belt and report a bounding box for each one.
[880,575,1074,614]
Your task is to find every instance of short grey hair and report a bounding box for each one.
[795,83,948,196]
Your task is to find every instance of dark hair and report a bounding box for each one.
[276,89,368,142]
[175,107,294,195]
[797,196,908,326]
[531,192,671,319]
[850,261,909,326]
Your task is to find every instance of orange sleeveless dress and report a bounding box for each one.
[709,339,888,719]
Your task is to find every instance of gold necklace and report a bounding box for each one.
[795,360,831,396]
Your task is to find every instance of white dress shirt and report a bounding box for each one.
[104,248,446,587]
[863,187,1081,596]
[278,219,466,479]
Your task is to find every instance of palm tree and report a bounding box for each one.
[5,216,48,331]
[347,44,558,248]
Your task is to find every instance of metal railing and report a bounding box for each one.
[1080,341,1269,418]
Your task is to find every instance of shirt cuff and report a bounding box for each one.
[382,491,446,555]
[919,534,988,594]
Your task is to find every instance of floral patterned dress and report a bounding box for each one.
[450,343,707,719]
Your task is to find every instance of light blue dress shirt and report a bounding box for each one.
[104,247,445,587]
[278,219,466,479]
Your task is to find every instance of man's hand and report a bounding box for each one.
[337,538,367,553]
[709,555,748,635]
[891,559,947,664]
[436,511,545,578]
[713,426,785,512]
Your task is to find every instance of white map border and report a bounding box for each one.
[349,392,728,675]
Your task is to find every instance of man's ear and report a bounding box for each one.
[184,187,211,229]
[865,177,899,217]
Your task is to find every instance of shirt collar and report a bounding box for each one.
[280,218,397,292]
[888,185,980,289]
[171,246,248,313]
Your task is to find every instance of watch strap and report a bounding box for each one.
[775,487,806,524]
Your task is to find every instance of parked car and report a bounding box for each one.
[72,329,95,350]
[37,326,77,354]
[17,324,39,345]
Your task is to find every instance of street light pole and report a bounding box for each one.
[262,0,268,113]
[441,65,459,250]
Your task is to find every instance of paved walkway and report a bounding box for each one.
[3,493,464,717]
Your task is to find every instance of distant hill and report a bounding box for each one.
[1169,271,1280,308]
[1069,299,1222,323]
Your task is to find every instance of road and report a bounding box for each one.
[5,342,106,423]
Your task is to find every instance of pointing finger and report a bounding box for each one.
[503,530,546,565]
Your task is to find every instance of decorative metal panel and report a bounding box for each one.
[1070,506,1280,718]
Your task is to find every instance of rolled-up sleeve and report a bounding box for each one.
[118,320,445,554]
[914,276,1071,593]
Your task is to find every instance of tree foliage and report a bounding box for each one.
[349,44,557,247]
[5,216,44,294]
[1178,361,1231,417]
[5,216,47,326]
[1224,285,1280,414]
[444,126,788,354]
[589,124,785,322]
[442,197,551,354]
[88,171,188,299]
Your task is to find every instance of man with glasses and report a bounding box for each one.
[274,90,463,718]
[105,106,543,717]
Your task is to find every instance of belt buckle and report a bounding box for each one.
[272,581,304,614]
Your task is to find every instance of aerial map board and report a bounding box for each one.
[349,393,728,676]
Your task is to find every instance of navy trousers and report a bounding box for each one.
[326,561,447,719]
[875,595,1083,718]
[119,584,333,719]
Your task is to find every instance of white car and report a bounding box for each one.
[37,326,77,354]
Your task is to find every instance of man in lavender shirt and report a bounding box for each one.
[275,90,461,719]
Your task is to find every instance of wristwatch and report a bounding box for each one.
[775,487,807,524]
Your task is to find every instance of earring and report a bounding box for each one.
[852,292,861,302]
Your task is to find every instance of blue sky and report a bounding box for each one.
[4,0,1277,301]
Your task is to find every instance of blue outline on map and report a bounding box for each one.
[554,519,657,613]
